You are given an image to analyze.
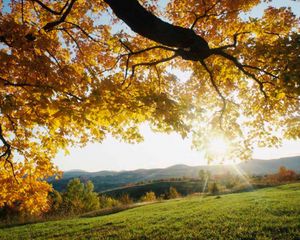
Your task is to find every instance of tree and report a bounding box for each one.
[64,178,99,214]
[209,182,219,195]
[48,190,63,213]
[264,166,297,183]
[99,195,120,208]
[198,169,206,182]
[0,0,299,213]
[119,194,133,205]
[167,187,180,199]
[277,166,297,182]
[140,191,156,202]
[82,181,100,212]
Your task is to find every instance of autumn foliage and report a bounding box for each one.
[265,166,297,183]
[140,191,157,202]
[0,0,299,214]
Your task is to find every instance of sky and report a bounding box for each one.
[50,0,300,171]
[54,125,300,172]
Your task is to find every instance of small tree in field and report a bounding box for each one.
[209,182,219,195]
[140,191,157,202]
[82,181,100,212]
[167,187,180,199]
[119,194,133,205]
[99,195,120,209]
[64,178,99,214]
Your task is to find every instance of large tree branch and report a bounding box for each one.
[104,0,211,61]
[104,0,278,100]
[0,76,83,102]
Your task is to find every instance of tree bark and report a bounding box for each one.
[104,0,211,61]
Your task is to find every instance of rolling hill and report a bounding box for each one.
[1,183,300,239]
[51,156,300,192]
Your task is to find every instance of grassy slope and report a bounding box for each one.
[1,183,300,240]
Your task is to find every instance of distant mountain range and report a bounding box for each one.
[51,156,300,192]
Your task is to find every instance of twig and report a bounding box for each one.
[200,59,226,130]
[42,0,76,32]
[212,49,270,99]
[131,53,178,78]
[32,0,69,16]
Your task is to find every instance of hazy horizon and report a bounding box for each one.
[54,125,300,172]
[62,155,300,173]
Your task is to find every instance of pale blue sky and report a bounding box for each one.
[53,0,300,171]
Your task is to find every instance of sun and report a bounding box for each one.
[207,137,228,157]
[207,136,228,157]
[205,135,235,164]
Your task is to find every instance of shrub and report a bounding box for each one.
[99,196,120,208]
[64,179,99,214]
[140,191,156,202]
[119,194,133,205]
[209,182,219,195]
[167,187,180,199]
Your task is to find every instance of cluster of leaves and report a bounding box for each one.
[0,0,299,214]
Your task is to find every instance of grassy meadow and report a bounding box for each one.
[1,183,300,240]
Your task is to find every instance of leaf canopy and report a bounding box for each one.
[0,0,299,213]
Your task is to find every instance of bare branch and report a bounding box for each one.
[119,40,133,53]
[200,59,226,129]
[62,28,83,54]
[212,49,270,98]
[0,124,18,182]
[190,0,221,29]
[0,77,83,102]
[131,53,178,78]
[242,65,278,80]
[118,40,176,83]
[21,0,25,24]
[42,0,76,32]
[105,0,210,60]
[214,32,251,50]
[64,21,104,43]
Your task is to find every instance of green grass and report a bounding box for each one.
[1,183,300,240]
